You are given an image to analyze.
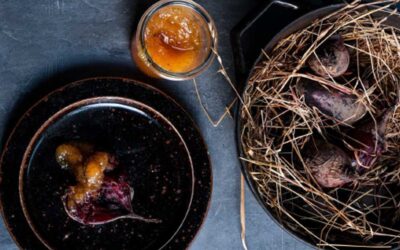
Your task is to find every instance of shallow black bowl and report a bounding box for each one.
[0,78,212,250]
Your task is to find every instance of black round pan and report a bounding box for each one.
[236,3,400,249]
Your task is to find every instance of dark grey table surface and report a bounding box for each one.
[0,0,311,249]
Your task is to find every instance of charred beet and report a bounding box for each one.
[344,110,392,170]
[308,34,350,78]
[297,80,366,125]
[305,140,355,188]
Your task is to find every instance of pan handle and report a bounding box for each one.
[231,0,340,90]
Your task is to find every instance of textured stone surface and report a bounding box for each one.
[0,0,312,249]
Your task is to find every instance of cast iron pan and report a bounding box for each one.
[230,0,345,89]
[236,3,400,249]
[0,77,212,249]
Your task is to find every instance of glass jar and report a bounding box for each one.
[132,0,218,81]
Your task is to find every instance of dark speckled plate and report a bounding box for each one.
[0,78,212,250]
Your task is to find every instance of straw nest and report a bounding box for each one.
[239,1,400,248]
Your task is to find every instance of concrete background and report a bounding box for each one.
[0,0,318,249]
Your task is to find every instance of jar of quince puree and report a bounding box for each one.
[132,0,217,81]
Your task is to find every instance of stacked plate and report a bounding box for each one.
[0,77,212,249]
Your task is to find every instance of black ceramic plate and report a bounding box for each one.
[20,97,194,249]
[0,77,212,250]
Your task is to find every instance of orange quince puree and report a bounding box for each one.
[144,5,211,73]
